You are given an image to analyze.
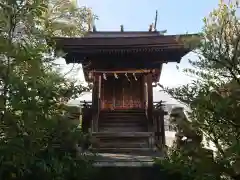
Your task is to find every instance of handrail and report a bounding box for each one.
[80,100,168,146]
[79,101,92,111]
[80,100,167,109]
[153,109,166,146]
[96,98,100,131]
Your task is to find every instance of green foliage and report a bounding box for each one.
[157,148,219,180]
[0,0,95,179]
[43,0,97,37]
[158,0,240,179]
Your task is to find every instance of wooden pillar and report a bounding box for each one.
[82,107,91,133]
[147,73,153,132]
[97,75,101,131]
[91,75,100,132]
[91,75,97,132]
[141,75,146,109]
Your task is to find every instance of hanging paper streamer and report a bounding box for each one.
[133,73,137,81]
[125,73,130,81]
[103,73,107,80]
[114,73,118,79]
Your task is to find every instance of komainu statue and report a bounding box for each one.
[62,105,81,125]
[60,105,91,155]
[169,106,203,153]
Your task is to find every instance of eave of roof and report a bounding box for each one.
[83,31,161,38]
[54,34,198,47]
[52,33,199,64]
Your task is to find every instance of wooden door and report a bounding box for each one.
[123,76,142,109]
[114,77,124,109]
[101,76,114,109]
[101,75,144,110]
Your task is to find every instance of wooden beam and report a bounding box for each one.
[92,75,100,132]
[147,73,153,132]
[91,76,96,131]
[91,69,154,74]
[143,75,148,111]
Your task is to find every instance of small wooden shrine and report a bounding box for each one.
[54,30,195,159]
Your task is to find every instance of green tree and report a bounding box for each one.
[0,0,95,179]
[43,0,95,37]
[159,0,240,179]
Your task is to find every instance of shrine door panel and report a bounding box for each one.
[101,76,114,109]
[122,75,143,109]
[101,75,144,109]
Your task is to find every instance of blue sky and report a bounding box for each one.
[68,0,220,104]
[78,0,219,87]
[80,0,218,34]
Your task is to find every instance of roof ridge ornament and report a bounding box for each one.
[154,10,158,31]
[93,25,97,32]
[120,25,124,32]
[149,24,153,32]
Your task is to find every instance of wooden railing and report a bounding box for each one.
[153,109,167,146]
[80,101,92,133]
[80,100,100,132]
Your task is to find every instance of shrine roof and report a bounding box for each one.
[81,31,162,38]
[53,31,199,64]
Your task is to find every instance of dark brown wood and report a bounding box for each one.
[82,107,92,133]
[92,75,100,132]
[81,101,167,152]
[147,74,153,132]
[54,33,196,47]
[85,68,162,83]
[101,75,144,110]
[98,109,147,132]
[53,33,198,65]
[140,75,146,109]
[64,49,189,65]
[83,31,161,38]
[153,109,166,146]
[52,31,193,153]
[80,101,92,133]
